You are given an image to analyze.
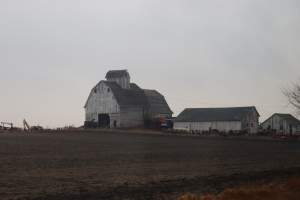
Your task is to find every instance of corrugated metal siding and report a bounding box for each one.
[174,121,242,132]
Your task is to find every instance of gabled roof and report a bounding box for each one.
[262,113,300,125]
[105,70,129,79]
[175,106,259,122]
[84,81,173,115]
[143,89,173,114]
[84,81,147,108]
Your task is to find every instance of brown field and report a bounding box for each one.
[0,130,300,200]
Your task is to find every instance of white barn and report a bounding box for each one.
[174,107,260,134]
[84,70,173,128]
[261,113,300,135]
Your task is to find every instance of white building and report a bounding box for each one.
[174,107,260,134]
[261,113,300,135]
[84,70,173,128]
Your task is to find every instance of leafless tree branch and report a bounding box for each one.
[284,83,300,111]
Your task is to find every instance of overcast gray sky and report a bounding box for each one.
[1,0,300,128]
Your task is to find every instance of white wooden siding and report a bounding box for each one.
[120,107,144,127]
[85,82,120,122]
[261,115,300,135]
[243,110,259,134]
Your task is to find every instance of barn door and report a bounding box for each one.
[98,114,110,128]
[289,125,293,135]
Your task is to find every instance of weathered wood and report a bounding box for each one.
[84,70,172,128]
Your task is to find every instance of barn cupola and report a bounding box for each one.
[105,70,131,89]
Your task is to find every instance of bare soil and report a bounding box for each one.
[0,130,300,200]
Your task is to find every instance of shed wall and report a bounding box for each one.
[174,121,242,132]
[242,110,259,134]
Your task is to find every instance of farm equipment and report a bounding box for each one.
[160,117,174,129]
[23,119,43,132]
[0,122,13,130]
[23,119,30,131]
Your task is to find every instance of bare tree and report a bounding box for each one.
[284,83,300,111]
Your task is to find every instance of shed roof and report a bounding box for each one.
[263,113,300,125]
[105,70,129,79]
[175,107,259,122]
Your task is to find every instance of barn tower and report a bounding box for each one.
[105,70,131,89]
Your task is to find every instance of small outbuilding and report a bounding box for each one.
[261,113,300,135]
[174,106,260,134]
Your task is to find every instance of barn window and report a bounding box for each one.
[107,88,110,93]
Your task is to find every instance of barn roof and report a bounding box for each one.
[105,70,129,79]
[143,89,173,114]
[103,81,147,107]
[175,107,259,122]
[84,81,173,115]
[262,113,300,125]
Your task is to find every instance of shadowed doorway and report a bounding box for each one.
[98,114,110,128]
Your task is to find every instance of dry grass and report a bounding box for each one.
[178,177,300,200]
